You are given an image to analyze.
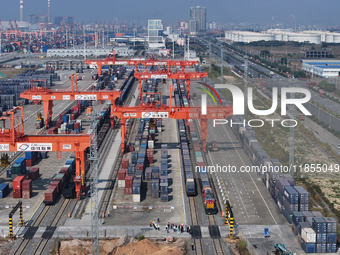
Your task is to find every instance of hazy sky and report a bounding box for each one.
[0,0,339,26]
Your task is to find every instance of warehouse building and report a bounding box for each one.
[225,30,340,44]
[302,60,340,77]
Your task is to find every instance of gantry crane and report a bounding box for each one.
[84,51,199,76]
[113,85,232,152]
[134,70,207,99]
[0,107,91,199]
[20,74,121,128]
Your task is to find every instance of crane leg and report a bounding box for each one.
[186,79,191,99]
[201,118,208,152]
[120,118,126,153]
[74,149,85,200]
[42,100,53,128]
[138,80,142,100]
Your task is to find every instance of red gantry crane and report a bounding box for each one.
[84,51,199,76]
[0,107,91,199]
[134,70,207,99]
[20,74,121,128]
[112,85,233,152]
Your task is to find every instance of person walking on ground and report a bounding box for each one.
[192,243,195,250]
[150,220,152,227]
[157,217,160,223]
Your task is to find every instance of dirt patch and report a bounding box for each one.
[0,68,31,79]
[0,238,12,255]
[57,237,184,255]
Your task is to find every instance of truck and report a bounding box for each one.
[212,141,219,151]
[35,113,44,129]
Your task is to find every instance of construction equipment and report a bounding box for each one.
[35,112,44,129]
[274,243,293,255]
[0,153,10,167]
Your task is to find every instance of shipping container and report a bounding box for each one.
[0,183,9,198]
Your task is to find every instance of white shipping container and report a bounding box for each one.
[157,127,162,133]
[148,140,154,149]
[118,180,125,188]
[132,194,140,203]
[301,227,316,243]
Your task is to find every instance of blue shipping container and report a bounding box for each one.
[0,183,9,198]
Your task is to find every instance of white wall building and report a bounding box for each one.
[302,60,340,77]
[148,19,165,49]
[225,30,340,44]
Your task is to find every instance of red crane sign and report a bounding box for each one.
[20,75,121,127]
[0,107,92,199]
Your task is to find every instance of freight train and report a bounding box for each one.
[43,106,111,204]
[174,80,216,214]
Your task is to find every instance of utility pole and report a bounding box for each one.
[83,26,87,61]
[220,48,223,83]
[289,81,295,177]
[89,111,100,255]
[243,58,248,118]
[209,42,212,72]
[172,40,175,58]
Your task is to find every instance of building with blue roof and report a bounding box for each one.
[302,59,340,78]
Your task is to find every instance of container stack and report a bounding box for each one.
[301,225,316,253]
[132,177,141,202]
[151,178,159,198]
[0,183,9,198]
[10,157,26,180]
[125,175,133,195]
[25,151,40,167]
[160,175,168,202]
[282,186,299,223]
[294,186,309,211]
[324,217,337,253]
[13,175,25,198]
[22,179,32,199]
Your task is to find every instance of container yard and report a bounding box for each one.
[0,2,339,254]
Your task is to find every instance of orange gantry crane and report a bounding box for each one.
[0,107,91,199]
[84,51,199,76]
[134,70,207,99]
[20,74,121,128]
[113,104,232,152]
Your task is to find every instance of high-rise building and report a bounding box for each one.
[148,19,165,49]
[189,6,207,33]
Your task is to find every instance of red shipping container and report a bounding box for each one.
[125,176,133,188]
[51,180,62,193]
[136,163,144,171]
[28,167,40,180]
[56,120,63,128]
[121,158,129,168]
[74,123,80,129]
[22,190,32,199]
[44,186,57,204]
[13,188,21,198]
[197,162,205,167]
[26,159,33,167]
[22,180,32,192]
[124,187,132,195]
[13,175,25,189]
[118,169,126,180]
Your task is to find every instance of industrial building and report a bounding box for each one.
[47,47,135,58]
[189,6,207,34]
[225,30,340,44]
[147,19,165,49]
[302,59,340,77]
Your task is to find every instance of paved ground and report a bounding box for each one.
[190,83,305,254]
[107,80,190,226]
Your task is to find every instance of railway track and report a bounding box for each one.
[12,197,72,255]
[188,197,204,255]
